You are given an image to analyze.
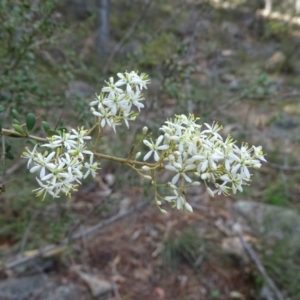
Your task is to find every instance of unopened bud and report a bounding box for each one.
[201,173,209,180]
[160,208,168,214]
[206,187,215,197]
[142,165,150,171]
[135,152,141,159]
[167,182,177,190]
[253,163,262,169]
[184,202,193,213]
[142,126,148,135]
[191,181,201,187]
[143,175,152,180]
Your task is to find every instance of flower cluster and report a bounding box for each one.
[22,127,99,200]
[143,114,266,212]
[90,71,150,132]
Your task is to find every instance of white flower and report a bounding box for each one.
[33,178,58,200]
[202,122,223,140]
[127,89,144,112]
[67,143,93,161]
[193,149,223,173]
[165,155,196,184]
[165,190,186,210]
[220,173,249,194]
[30,151,56,179]
[102,77,123,94]
[252,145,267,162]
[70,127,91,144]
[83,155,99,178]
[143,136,169,161]
[22,144,38,168]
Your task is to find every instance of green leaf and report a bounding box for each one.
[13,119,19,124]
[26,113,35,131]
[12,109,19,119]
[0,105,4,113]
[5,152,14,160]
[12,124,26,136]
[0,121,2,133]
[5,144,11,152]
[42,121,50,133]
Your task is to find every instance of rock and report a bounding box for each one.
[71,266,113,297]
[0,275,82,300]
[0,275,45,299]
[265,51,286,72]
[274,118,298,130]
[221,237,249,263]
[43,283,82,300]
[220,73,239,90]
[233,201,300,246]
[260,285,275,300]
[229,290,245,299]
[221,21,242,38]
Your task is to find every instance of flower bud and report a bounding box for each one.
[142,126,148,135]
[167,182,177,190]
[201,173,209,180]
[184,202,193,213]
[206,187,215,197]
[253,163,262,169]
[160,208,168,214]
[164,133,170,140]
[135,152,141,159]
[191,181,201,187]
[142,165,150,171]
[168,154,175,162]
[143,175,152,180]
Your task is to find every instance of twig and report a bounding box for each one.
[237,230,284,300]
[1,134,5,181]
[0,160,26,183]
[103,0,152,74]
[2,201,148,270]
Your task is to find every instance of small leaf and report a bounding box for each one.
[0,121,2,133]
[26,113,35,131]
[5,144,11,152]
[12,124,26,136]
[42,121,50,133]
[12,109,19,119]
[0,105,4,113]
[5,152,14,160]
[13,119,19,124]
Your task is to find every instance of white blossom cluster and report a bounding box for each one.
[22,127,99,200]
[143,114,266,212]
[90,71,150,132]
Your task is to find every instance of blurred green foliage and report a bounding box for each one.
[0,0,72,116]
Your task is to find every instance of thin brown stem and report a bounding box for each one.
[2,129,47,142]
[94,152,156,168]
